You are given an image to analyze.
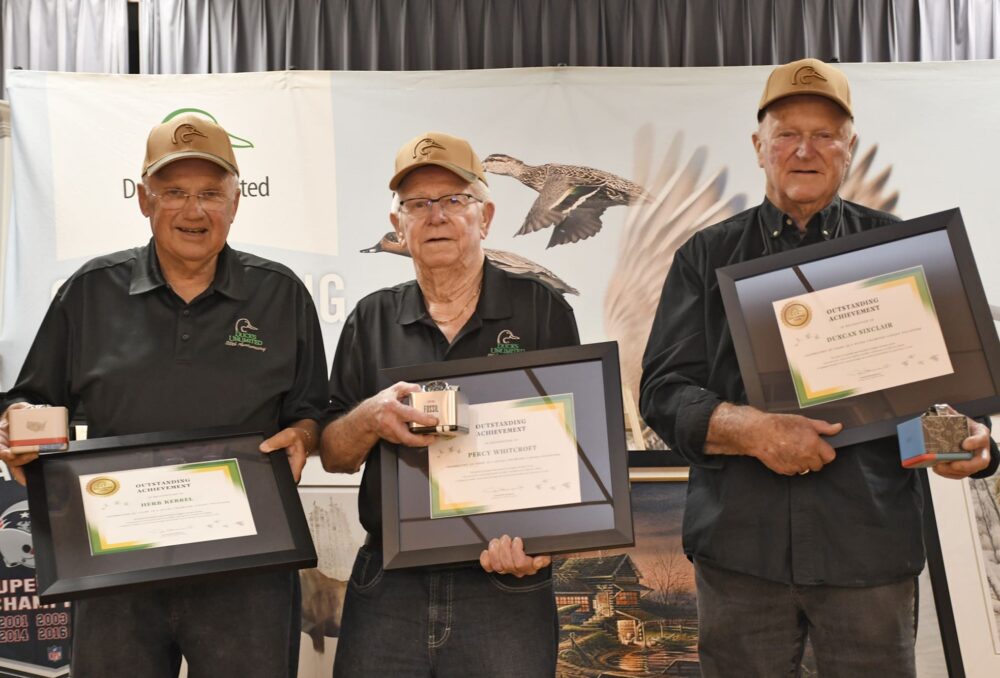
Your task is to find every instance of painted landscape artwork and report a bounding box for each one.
[553,481,699,677]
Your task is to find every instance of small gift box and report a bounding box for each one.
[896,404,971,468]
[8,406,70,454]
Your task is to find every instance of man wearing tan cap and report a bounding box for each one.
[640,59,998,676]
[319,131,579,677]
[0,113,328,676]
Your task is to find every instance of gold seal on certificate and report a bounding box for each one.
[772,265,953,408]
[780,301,812,328]
[79,458,258,556]
[427,394,580,519]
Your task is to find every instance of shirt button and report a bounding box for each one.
[181,333,190,341]
[182,309,191,317]
[785,218,792,226]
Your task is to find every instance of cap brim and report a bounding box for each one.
[143,151,239,177]
[389,161,480,191]
[759,91,853,119]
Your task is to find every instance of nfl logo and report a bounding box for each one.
[47,645,63,662]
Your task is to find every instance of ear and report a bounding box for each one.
[479,201,495,239]
[846,132,858,164]
[137,181,153,217]
[390,211,403,240]
[752,130,765,169]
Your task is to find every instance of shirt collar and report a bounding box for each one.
[129,239,247,300]
[395,258,512,326]
[760,196,844,243]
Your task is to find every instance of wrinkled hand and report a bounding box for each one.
[479,535,551,577]
[749,412,841,476]
[366,382,439,448]
[259,427,310,482]
[0,403,42,486]
[934,417,992,479]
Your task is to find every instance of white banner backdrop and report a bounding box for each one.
[4,63,1000,675]
[4,64,1000,398]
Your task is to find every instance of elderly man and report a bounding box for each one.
[640,58,998,676]
[320,131,579,677]
[0,114,328,677]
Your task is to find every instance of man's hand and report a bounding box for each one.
[934,417,992,480]
[364,382,440,449]
[319,382,439,474]
[479,535,550,578]
[0,403,42,486]
[706,404,841,475]
[259,425,315,483]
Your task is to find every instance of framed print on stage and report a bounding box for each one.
[25,427,317,603]
[717,208,1000,448]
[378,341,634,569]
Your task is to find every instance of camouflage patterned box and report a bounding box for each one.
[896,405,971,468]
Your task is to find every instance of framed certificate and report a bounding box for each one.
[25,427,316,602]
[717,208,1000,447]
[378,341,633,569]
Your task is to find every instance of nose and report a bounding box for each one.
[794,138,817,159]
[428,200,450,221]
[181,194,208,216]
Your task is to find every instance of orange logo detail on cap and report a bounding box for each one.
[792,66,828,86]
[413,138,446,158]
[172,123,208,145]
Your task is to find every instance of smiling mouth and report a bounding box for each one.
[177,227,208,234]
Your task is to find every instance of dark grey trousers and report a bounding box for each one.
[695,559,916,678]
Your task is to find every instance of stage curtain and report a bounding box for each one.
[0,0,129,96]
[137,0,1000,74]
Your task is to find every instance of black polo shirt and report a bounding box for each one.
[4,240,328,438]
[640,197,999,587]
[327,258,580,537]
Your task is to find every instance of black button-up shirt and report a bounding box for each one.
[327,259,580,537]
[640,198,999,587]
[4,241,328,438]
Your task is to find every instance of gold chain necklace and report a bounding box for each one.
[428,275,482,324]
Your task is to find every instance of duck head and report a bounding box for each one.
[360,231,411,257]
[482,153,526,177]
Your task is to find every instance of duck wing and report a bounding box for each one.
[484,248,579,295]
[604,126,748,412]
[516,180,605,236]
[545,207,608,247]
[840,142,899,213]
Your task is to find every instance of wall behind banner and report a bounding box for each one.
[4,62,1000,394]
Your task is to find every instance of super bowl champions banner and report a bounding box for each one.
[3,63,1000,674]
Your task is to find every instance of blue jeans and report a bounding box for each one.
[71,570,300,678]
[333,545,558,677]
[695,559,916,678]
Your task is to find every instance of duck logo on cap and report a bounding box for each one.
[172,123,208,145]
[792,66,828,86]
[413,137,446,158]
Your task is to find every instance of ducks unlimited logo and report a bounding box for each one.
[227,318,267,352]
[490,329,523,355]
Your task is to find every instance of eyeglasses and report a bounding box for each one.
[398,193,481,217]
[147,188,233,212]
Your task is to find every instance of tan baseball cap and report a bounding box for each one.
[142,113,240,177]
[758,58,852,120]
[389,131,487,191]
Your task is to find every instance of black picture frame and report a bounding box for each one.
[25,426,317,603]
[717,208,1000,448]
[377,341,634,569]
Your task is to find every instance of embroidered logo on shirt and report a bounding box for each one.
[489,329,524,355]
[226,318,267,352]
